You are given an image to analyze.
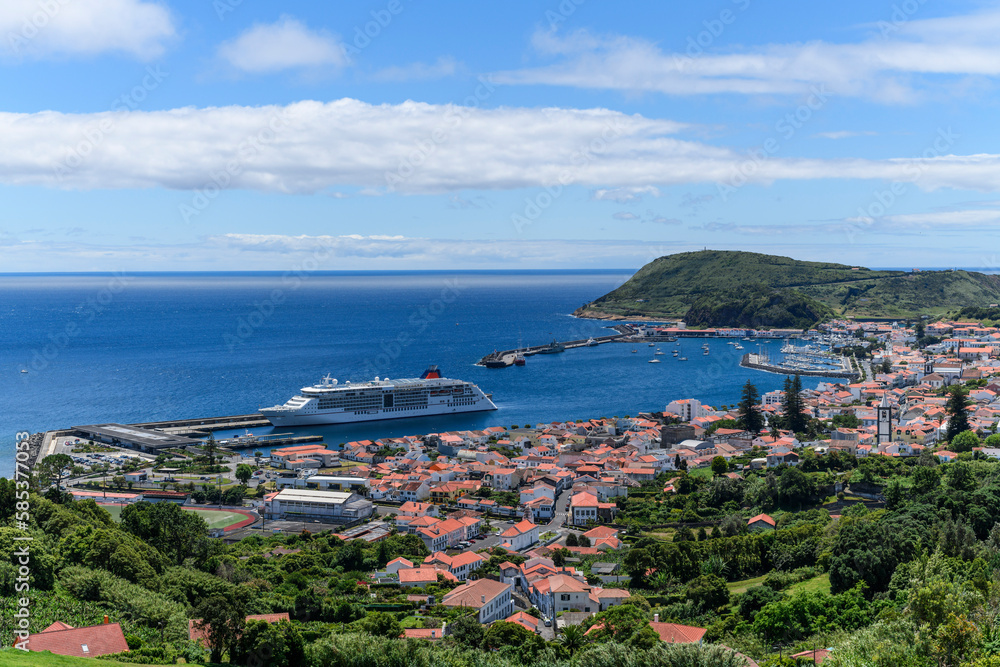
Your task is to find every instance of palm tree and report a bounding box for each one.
[559,624,587,654]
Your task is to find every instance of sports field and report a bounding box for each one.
[98,504,252,530]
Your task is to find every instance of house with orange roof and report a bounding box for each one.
[385,557,413,575]
[402,628,444,640]
[505,611,540,633]
[649,617,706,644]
[442,578,514,624]
[570,491,619,526]
[398,566,447,588]
[500,518,540,551]
[24,618,130,658]
[747,513,776,531]
[423,550,486,581]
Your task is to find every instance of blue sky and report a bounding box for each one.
[3,0,1000,271]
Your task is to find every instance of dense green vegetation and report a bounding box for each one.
[575,250,1000,325]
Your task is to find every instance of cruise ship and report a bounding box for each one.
[260,366,497,426]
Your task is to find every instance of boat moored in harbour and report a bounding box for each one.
[260,365,497,426]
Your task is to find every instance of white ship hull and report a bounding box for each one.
[260,365,497,427]
[262,400,495,426]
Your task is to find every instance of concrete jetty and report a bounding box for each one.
[478,333,627,367]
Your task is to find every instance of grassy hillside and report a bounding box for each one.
[0,649,210,667]
[575,250,1000,326]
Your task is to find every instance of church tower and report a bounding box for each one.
[877,392,894,445]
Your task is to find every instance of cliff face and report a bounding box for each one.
[577,251,1000,326]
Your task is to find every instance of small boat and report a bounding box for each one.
[665,336,678,342]
[734,344,744,350]
[703,349,709,355]
[537,340,565,354]
[513,353,526,366]
[654,348,665,355]
[679,357,688,361]
[648,342,655,347]
[586,338,598,347]
[648,359,661,363]
[20,369,28,373]
[631,349,638,353]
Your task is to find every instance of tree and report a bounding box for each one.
[945,386,972,441]
[552,547,571,567]
[235,464,254,485]
[585,603,649,644]
[232,620,304,667]
[448,614,484,649]
[565,533,579,547]
[685,574,730,612]
[911,465,941,496]
[710,456,728,476]
[204,432,217,468]
[577,535,591,548]
[37,453,73,489]
[737,380,765,435]
[193,594,246,663]
[950,430,980,453]
[483,620,544,659]
[112,475,126,490]
[559,624,587,655]
[120,501,209,565]
[360,611,402,639]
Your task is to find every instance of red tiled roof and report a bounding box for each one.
[649,622,707,644]
[747,513,776,527]
[402,628,444,640]
[26,622,129,658]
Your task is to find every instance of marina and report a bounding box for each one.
[739,337,858,379]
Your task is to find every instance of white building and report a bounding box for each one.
[264,489,373,522]
[499,518,540,551]
[665,398,707,422]
[442,579,514,624]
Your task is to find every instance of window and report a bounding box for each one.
[560,594,570,601]
[81,645,89,653]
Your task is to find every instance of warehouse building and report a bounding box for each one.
[263,489,373,523]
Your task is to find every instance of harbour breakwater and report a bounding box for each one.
[740,353,859,379]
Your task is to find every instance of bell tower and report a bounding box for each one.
[877,392,894,445]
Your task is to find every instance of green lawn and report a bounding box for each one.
[788,573,831,596]
[0,649,212,667]
[726,574,769,595]
[98,504,248,529]
[687,467,714,479]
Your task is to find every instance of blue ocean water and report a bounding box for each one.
[0,271,839,477]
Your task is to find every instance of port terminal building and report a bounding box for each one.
[73,424,202,453]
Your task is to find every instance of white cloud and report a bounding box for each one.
[592,186,660,203]
[218,16,347,73]
[880,210,1000,226]
[2,99,1000,194]
[0,0,175,60]
[495,9,1000,103]
[372,57,459,82]
[814,131,878,140]
[612,212,638,220]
